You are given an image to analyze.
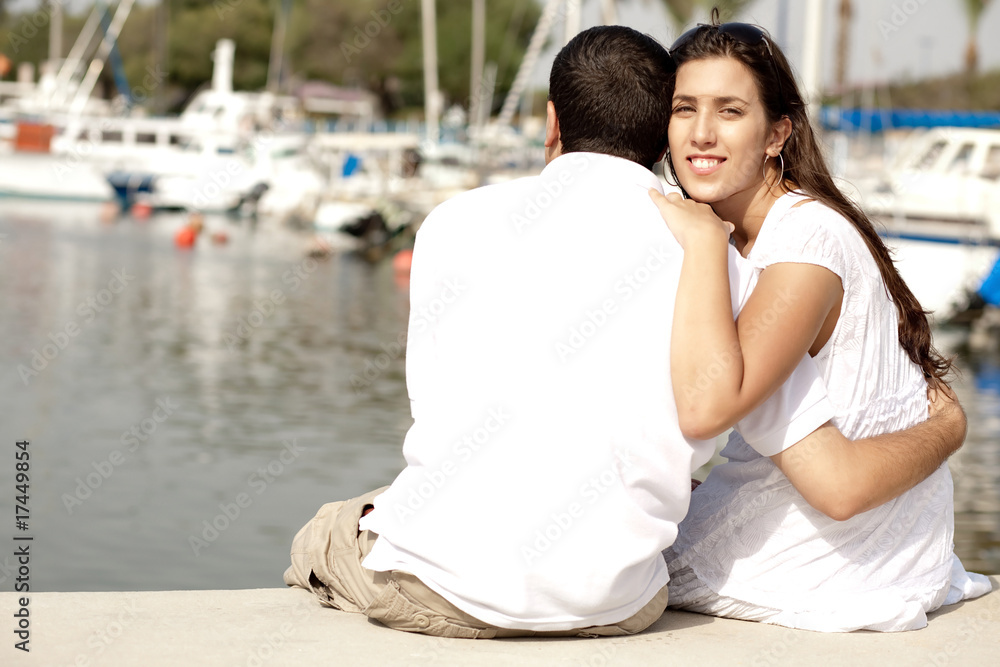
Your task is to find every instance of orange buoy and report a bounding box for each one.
[392,248,413,274]
[174,225,197,248]
[132,200,153,220]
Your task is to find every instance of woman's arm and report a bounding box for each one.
[651,191,843,439]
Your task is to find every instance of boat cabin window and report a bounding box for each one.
[137,132,157,144]
[101,130,123,143]
[914,140,946,170]
[947,142,975,173]
[982,146,1000,181]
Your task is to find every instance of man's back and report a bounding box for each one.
[360,152,711,630]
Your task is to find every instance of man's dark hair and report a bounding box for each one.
[548,26,674,169]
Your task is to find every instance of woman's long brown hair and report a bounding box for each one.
[666,12,953,382]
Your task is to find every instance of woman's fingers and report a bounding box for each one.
[648,188,683,206]
[648,189,735,245]
[648,188,679,219]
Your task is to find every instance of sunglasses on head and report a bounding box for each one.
[669,22,785,113]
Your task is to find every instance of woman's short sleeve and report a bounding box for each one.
[749,203,852,282]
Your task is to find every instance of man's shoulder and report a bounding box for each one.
[419,174,543,233]
[441,174,541,208]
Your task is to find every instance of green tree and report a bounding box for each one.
[0,5,68,76]
[289,0,538,114]
[0,0,536,117]
[168,0,273,92]
[658,0,697,30]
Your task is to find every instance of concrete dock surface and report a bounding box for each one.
[4,578,998,666]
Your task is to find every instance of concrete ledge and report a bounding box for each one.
[4,579,998,666]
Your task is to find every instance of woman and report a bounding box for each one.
[649,14,991,631]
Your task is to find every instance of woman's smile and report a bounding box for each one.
[685,154,727,175]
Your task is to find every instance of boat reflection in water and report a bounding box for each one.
[0,201,997,592]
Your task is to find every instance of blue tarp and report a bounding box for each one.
[979,255,1000,307]
[820,107,1000,133]
[975,362,1000,394]
[342,154,362,177]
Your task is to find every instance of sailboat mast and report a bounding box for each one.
[601,0,618,25]
[69,0,136,116]
[496,0,563,128]
[267,0,292,93]
[49,0,63,65]
[801,0,824,124]
[422,0,441,143]
[565,0,581,43]
[471,0,486,129]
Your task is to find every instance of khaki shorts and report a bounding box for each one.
[284,487,669,639]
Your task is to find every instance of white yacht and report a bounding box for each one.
[854,127,1000,320]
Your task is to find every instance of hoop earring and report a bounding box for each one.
[762,152,785,188]
[662,150,679,188]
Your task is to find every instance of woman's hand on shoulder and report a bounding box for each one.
[648,189,734,249]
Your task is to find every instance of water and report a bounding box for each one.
[948,343,1000,576]
[1,201,998,592]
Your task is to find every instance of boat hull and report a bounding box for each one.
[877,216,1000,319]
[0,152,114,202]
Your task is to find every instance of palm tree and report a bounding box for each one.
[961,0,993,74]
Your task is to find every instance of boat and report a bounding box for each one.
[0,121,114,202]
[46,39,319,214]
[865,127,1000,231]
[851,127,1000,320]
[2,19,324,214]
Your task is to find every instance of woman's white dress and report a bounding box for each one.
[664,192,992,632]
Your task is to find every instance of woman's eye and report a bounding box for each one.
[672,105,694,114]
[721,108,744,117]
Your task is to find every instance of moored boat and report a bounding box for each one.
[852,127,1000,319]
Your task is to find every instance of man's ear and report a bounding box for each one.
[544,100,561,156]
[767,116,793,157]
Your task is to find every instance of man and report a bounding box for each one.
[284,26,965,638]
